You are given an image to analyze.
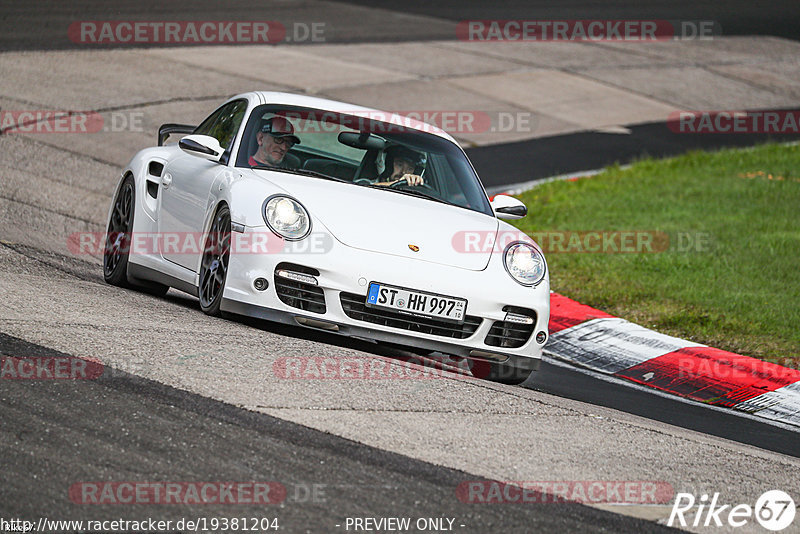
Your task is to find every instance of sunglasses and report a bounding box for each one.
[270,136,295,147]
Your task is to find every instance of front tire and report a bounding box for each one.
[199,205,231,316]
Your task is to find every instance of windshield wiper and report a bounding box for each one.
[364,183,456,207]
[250,165,348,183]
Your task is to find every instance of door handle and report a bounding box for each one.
[161,173,172,188]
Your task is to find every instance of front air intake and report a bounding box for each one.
[274,263,326,314]
[484,306,536,348]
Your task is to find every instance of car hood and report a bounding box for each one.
[254,170,498,271]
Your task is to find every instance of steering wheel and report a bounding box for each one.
[389,179,445,200]
[390,178,430,190]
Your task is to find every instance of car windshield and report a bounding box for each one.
[235,105,493,216]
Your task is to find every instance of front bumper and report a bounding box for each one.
[221,226,550,371]
[221,299,539,373]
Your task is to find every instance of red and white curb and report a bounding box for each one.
[545,293,800,428]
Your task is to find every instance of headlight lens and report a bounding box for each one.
[263,196,311,240]
[503,242,546,286]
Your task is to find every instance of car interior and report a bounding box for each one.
[235,108,492,214]
[289,132,425,184]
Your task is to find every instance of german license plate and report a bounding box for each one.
[366,282,466,323]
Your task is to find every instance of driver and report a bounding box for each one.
[371,145,425,187]
[249,116,301,169]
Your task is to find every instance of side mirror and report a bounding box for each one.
[179,134,224,162]
[491,194,528,219]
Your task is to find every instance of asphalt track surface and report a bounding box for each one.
[2,0,799,51]
[4,0,799,190]
[336,0,800,41]
[468,121,800,190]
[0,234,798,530]
[2,2,800,533]
[531,360,800,459]
[0,333,674,533]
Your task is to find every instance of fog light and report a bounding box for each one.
[504,312,534,325]
[276,269,318,285]
[535,331,547,344]
[254,277,269,291]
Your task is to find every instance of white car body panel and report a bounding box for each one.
[248,169,498,271]
[108,91,550,375]
[159,154,225,270]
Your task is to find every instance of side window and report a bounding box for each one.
[194,100,248,151]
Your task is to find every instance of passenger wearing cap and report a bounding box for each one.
[249,116,301,169]
[371,145,425,187]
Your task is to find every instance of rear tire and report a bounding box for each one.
[103,175,168,296]
[103,176,135,287]
[199,205,231,316]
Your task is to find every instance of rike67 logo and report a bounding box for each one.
[668,490,796,531]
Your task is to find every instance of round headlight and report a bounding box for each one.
[263,195,311,240]
[503,242,546,286]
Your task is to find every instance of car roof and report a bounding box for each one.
[227,91,458,143]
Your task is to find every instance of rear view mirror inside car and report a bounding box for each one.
[338,131,386,151]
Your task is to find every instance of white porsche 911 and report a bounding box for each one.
[103,91,549,384]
